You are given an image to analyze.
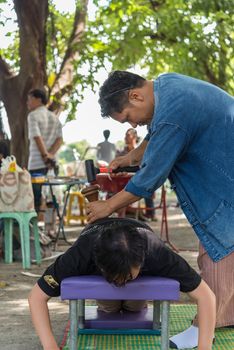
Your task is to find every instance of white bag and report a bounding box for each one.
[0,156,34,212]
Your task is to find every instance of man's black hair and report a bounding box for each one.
[99,70,146,118]
[94,222,146,286]
[28,89,47,105]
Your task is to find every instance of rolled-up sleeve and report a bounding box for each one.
[37,235,92,297]
[125,122,189,198]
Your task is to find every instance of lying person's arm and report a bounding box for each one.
[28,283,59,350]
[28,233,93,349]
[188,280,216,350]
[147,237,216,350]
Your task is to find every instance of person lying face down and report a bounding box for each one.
[28,218,215,350]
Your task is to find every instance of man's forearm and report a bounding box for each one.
[86,189,140,223]
[108,189,140,212]
[129,139,148,165]
[34,136,48,158]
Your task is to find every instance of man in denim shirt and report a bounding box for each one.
[87,71,234,349]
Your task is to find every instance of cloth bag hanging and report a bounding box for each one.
[0,156,34,212]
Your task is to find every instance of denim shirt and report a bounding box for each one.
[125,73,234,262]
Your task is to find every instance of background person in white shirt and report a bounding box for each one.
[27,89,63,212]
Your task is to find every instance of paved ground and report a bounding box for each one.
[0,198,199,350]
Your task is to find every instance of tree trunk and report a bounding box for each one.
[7,106,29,168]
[0,0,48,166]
[1,76,29,167]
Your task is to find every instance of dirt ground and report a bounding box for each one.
[0,200,199,350]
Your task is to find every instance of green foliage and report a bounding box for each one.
[47,2,75,74]
[0,1,19,68]
[0,0,105,121]
[115,140,124,152]
[0,31,20,70]
[46,0,106,120]
[1,0,233,127]
[58,139,95,163]
[90,0,234,94]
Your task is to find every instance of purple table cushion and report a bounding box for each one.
[61,276,180,301]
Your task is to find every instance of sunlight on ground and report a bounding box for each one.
[4,298,68,314]
[5,282,32,291]
[5,298,29,311]
[167,213,186,221]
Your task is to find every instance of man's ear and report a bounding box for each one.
[129,89,144,103]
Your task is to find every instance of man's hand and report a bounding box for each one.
[86,190,140,223]
[86,200,113,223]
[43,153,56,169]
[42,152,54,161]
[109,139,148,171]
[109,154,131,171]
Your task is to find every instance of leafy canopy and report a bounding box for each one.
[90,0,234,93]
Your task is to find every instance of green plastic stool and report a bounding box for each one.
[0,211,42,269]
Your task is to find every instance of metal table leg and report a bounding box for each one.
[51,184,72,246]
[70,300,78,350]
[161,301,170,350]
[153,300,161,330]
[78,299,85,329]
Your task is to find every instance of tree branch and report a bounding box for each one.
[202,60,219,86]
[48,84,73,113]
[51,0,88,96]
[149,0,166,11]
[0,56,15,101]
[0,56,13,79]
[147,32,178,44]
